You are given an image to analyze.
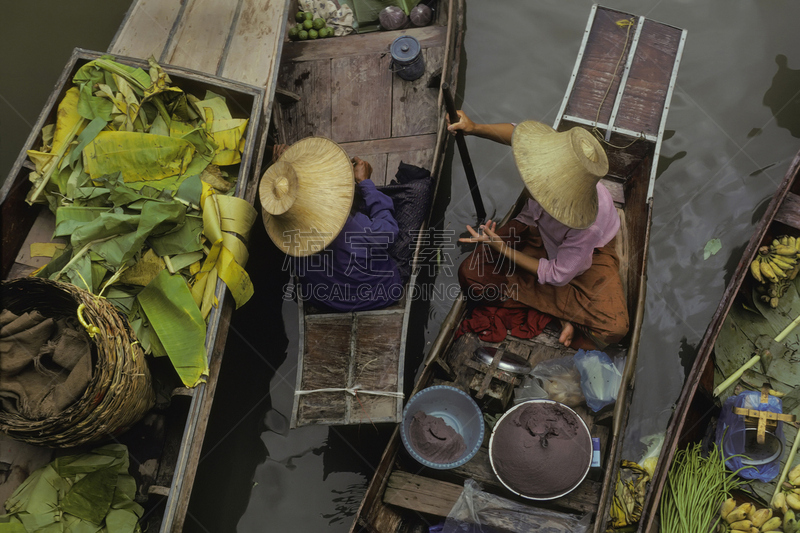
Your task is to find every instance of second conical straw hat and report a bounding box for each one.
[260,137,355,256]
[511,121,609,229]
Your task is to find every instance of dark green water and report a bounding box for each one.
[3,1,800,531]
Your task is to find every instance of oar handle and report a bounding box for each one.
[442,83,487,224]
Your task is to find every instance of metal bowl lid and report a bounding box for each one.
[474,347,532,375]
[390,36,421,61]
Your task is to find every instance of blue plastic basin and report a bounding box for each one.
[400,385,484,470]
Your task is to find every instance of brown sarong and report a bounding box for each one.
[458,220,629,347]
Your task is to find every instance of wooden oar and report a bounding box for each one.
[441,82,487,225]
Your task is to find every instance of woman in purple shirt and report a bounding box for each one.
[449,112,629,350]
[294,157,403,311]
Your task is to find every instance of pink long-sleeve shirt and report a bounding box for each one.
[514,182,619,286]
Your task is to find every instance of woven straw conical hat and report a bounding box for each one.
[512,121,609,229]
[260,137,354,256]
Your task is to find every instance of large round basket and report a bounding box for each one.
[1,277,155,447]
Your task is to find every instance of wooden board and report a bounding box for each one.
[107,0,184,61]
[614,19,684,135]
[294,310,406,426]
[278,58,333,140]
[562,7,682,138]
[391,47,444,138]
[331,54,393,143]
[164,0,238,73]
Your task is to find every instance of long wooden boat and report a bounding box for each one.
[0,49,264,533]
[638,151,800,532]
[279,0,466,428]
[1,0,290,531]
[349,5,686,533]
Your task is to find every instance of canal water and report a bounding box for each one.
[3,1,800,532]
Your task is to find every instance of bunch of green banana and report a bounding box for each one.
[750,236,800,284]
[757,278,793,308]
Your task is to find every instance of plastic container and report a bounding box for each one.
[400,385,484,469]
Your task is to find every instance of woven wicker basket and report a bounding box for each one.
[1,277,155,447]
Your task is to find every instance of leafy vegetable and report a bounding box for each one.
[0,445,143,533]
[24,56,256,387]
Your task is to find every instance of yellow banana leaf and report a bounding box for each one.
[53,87,83,156]
[83,131,194,183]
[190,187,255,316]
[138,270,208,387]
[208,117,248,166]
[30,242,67,258]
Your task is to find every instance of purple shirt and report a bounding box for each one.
[296,179,402,311]
[514,182,619,286]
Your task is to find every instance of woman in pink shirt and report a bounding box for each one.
[449,112,629,350]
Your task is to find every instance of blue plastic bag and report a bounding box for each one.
[573,350,624,412]
[716,390,785,482]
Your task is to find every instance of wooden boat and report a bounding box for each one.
[0,48,265,532]
[350,5,686,532]
[638,151,800,532]
[1,0,289,529]
[281,0,466,428]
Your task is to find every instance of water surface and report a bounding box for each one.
[3,1,800,531]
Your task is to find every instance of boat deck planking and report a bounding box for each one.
[286,0,462,428]
[350,5,686,532]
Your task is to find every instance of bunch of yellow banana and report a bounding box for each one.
[765,464,800,532]
[718,498,782,532]
[750,236,800,284]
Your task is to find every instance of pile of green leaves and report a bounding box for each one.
[25,56,251,388]
[0,445,143,533]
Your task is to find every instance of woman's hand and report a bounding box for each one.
[352,156,372,183]
[272,144,289,163]
[446,110,476,136]
[458,220,504,250]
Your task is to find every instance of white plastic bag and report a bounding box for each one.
[443,479,590,533]
[573,349,624,412]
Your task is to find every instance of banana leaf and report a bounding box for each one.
[53,88,84,157]
[69,201,185,268]
[137,270,208,387]
[68,117,109,168]
[54,207,107,237]
[61,468,118,524]
[148,215,204,256]
[715,276,800,406]
[0,445,141,533]
[0,517,27,532]
[83,131,194,183]
[344,0,421,31]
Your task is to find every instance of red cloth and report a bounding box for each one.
[456,306,552,343]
